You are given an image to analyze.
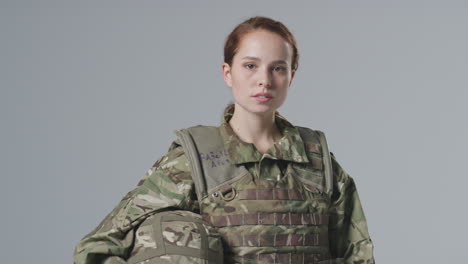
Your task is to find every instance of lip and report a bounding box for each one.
[252,92,273,103]
[252,92,273,98]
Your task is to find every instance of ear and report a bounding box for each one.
[288,70,296,87]
[222,62,233,88]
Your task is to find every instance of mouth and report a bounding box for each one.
[252,93,273,98]
[252,93,273,103]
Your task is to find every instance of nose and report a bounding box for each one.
[257,67,272,88]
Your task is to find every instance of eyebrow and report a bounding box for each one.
[241,56,289,65]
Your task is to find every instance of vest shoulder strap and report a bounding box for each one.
[174,126,248,204]
[296,127,334,198]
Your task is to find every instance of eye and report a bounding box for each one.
[244,63,256,70]
[273,66,287,72]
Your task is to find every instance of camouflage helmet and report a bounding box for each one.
[127,210,223,264]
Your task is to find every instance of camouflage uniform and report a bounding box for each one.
[73,108,375,264]
[128,210,223,264]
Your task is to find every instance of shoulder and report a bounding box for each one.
[294,125,328,155]
[118,140,193,225]
[294,125,324,141]
[83,140,194,236]
[294,125,357,186]
[139,139,191,187]
[152,139,185,168]
[330,152,358,201]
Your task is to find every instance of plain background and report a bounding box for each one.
[1,1,467,263]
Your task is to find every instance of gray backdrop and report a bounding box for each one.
[1,0,467,263]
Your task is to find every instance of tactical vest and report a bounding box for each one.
[175,125,336,264]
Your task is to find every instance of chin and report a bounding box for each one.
[240,104,278,115]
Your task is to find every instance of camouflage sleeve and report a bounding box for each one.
[73,141,197,264]
[328,153,375,264]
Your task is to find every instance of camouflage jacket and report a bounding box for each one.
[73,110,375,264]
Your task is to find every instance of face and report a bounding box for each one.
[222,30,296,116]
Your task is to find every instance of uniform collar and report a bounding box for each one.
[219,106,310,164]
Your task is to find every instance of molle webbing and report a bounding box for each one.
[229,253,329,264]
[237,188,305,200]
[224,232,328,247]
[203,213,329,227]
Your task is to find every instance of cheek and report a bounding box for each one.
[231,76,252,93]
[232,87,245,99]
[232,69,254,83]
[274,74,290,84]
[276,83,290,100]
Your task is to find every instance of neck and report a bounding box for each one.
[228,104,282,146]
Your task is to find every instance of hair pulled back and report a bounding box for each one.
[223,16,299,72]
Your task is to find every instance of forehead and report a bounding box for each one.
[235,30,292,61]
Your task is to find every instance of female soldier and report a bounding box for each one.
[74,16,375,264]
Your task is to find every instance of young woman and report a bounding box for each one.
[74,16,375,264]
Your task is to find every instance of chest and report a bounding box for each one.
[200,159,331,217]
